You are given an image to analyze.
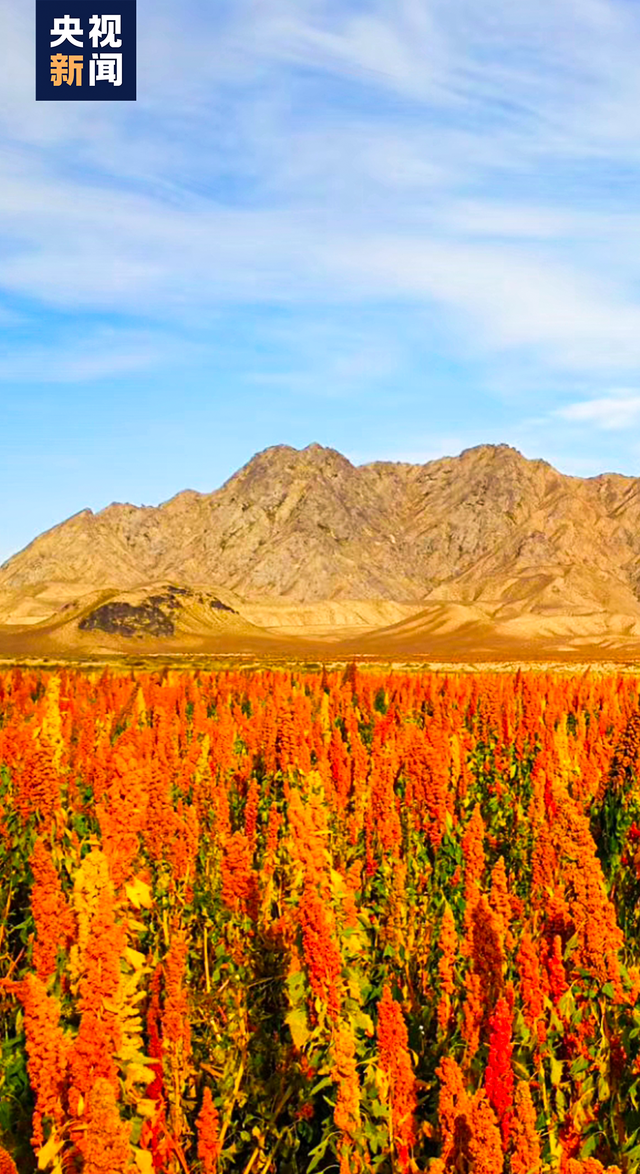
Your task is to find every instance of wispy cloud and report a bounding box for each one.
[555,392,640,430]
[0,328,196,383]
[2,1,640,376]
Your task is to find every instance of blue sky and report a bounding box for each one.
[2,0,640,562]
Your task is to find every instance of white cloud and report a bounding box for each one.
[256,4,451,102]
[313,234,640,370]
[4,0,640,395]
[555,392,640,429]
[3,158,640,379]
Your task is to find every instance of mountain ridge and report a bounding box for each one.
[2,441,640,660]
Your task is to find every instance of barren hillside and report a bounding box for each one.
[2,442,640,660]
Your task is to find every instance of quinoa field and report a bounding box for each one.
[1,666,640,1174]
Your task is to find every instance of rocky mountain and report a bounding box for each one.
[2,442,640,660]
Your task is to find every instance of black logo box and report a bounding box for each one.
[36,0,136,101]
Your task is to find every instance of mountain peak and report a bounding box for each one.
[258,441,351,463]
[458,442,525,461]
[226,442,355,487]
